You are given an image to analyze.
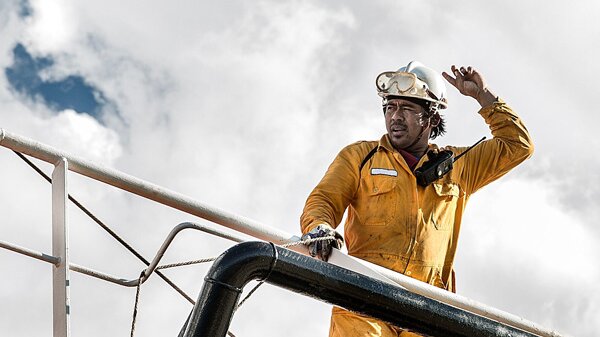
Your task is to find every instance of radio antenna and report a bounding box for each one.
[453,136,486,162]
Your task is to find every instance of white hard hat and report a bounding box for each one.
[376,61,448,112]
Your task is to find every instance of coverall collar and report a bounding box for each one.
[378,134,438,155]
[378,134,439,173]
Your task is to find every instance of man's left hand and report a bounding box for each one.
[301,224,344,262]
[442,65,497,107]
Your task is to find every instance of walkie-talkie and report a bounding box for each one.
[415,136,486,187]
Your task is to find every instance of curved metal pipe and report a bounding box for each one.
[68,222,249,287]
[0,222,248,287]
[136,222,248,285]
[117,222,249,287]
[185,242,539,337]
[184,242,276,336]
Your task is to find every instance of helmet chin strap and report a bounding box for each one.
[402,123,428,156]
[402,111,434,155]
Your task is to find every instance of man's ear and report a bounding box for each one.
[429,113,441,128]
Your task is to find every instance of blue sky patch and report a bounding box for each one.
[19,0,32,18]
[5,43,106,119]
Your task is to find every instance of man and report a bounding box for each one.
[300,61,533,337]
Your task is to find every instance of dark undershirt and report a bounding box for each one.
[398,148,421,171]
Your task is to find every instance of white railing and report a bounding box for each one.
[0,128,562,337]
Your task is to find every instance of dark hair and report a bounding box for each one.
[385,96,446,139]
[429,113,446,140]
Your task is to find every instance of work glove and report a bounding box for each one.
[301,224,344,262]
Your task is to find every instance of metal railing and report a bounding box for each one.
[0,128,562,337]
[185,241,541,337]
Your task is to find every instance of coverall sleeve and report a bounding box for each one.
[300,143,364,234]
[458,100,534,194]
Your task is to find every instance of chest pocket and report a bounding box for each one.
[427,182,461,231]
[357,175,398,226]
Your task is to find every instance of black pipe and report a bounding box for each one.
[184,242,537,337]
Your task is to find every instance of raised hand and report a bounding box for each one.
[442,65,497,107]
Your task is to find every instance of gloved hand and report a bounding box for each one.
[301,224,344,262]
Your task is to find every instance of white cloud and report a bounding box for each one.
[45,109,123,163]
[457,177,600,336]
[461,178,598,278]
[24,0,77,55]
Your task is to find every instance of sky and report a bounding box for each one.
[0,0,598,336]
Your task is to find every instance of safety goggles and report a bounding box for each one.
[376,71,432,100]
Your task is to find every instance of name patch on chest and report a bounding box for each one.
[370,168,398,177]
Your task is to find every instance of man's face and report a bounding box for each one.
[384,98,428,151]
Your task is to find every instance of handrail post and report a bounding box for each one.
[52,158,70,337]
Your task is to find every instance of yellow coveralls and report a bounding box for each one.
[300,100,533,337]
